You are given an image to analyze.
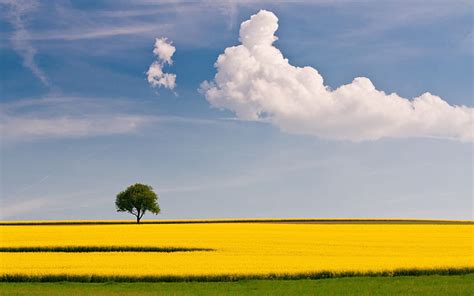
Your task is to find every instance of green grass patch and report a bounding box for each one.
[1,274,473,295]
[2,267,473,282]
[0,246,213,253]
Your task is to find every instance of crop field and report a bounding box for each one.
[0,220,473,282]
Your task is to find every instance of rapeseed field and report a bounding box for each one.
[0,222,472,281]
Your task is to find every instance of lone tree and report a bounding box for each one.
[115,183,160,223]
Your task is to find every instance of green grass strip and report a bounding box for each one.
[1,275,473,296]
[0,246,213,253]
[1,267,473,282]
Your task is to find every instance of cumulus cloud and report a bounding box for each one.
[201,10,473,142]
[147,37,176,90]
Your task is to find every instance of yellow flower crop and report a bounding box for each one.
[0,222,472,278]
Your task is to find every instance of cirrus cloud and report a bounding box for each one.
[201,10,473,142]
[2,0,51,87]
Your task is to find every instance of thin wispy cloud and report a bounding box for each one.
[0,96,226,144]
[15,175,49,195]
[0,115,155,143]
[0,188,111,219]
[0,96,154,143]
[1,1,231,45]
[0,198,50,218]
[1,1,469,46]
[2,0,50,87]
[26,25,163,41]
[201,10,473,142]
[333,1,471,41]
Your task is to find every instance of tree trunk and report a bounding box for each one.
[136,216,140,224]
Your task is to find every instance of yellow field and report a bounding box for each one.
[0,222,473,279]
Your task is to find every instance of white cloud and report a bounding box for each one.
[201,10,473,142]
[0,198,50,219]
[0,115,154,143]
[147,37,176,90]
[0,96,227,144]
[153,37,176,64]
[3,0,50,87]
[0,96,156,143]
[26,25,160,41]
[147,62,176,90]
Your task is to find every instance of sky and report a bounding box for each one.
[0,0,472,220]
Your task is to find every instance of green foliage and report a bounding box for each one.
[1,268,473,283]
[115,183,160,223]
[0,246,213,253]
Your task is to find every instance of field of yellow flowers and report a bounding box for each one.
[0,220,472,281]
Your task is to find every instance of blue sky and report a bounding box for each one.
[0,0,472,220]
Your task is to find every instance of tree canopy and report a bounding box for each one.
[115,183,160,223]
